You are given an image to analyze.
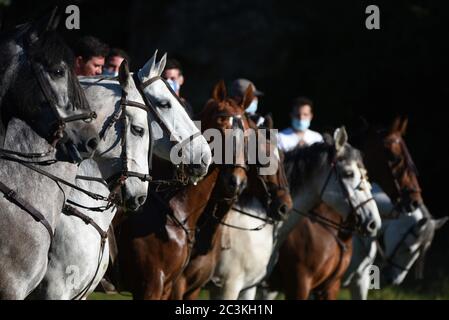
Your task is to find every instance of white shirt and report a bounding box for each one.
[277,127,323,152]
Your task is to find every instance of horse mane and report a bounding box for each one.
[284,140,363,193]
[284,142,334,193]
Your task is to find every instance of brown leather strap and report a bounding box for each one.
[62,204,108,300]
[0,180,54,240]
[62,204,108,239]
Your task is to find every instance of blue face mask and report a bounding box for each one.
[246,99,258,114]
[166,79,180,93]
[292,118,311,131]
[102,69,118,77]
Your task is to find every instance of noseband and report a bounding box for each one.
[132,73,206,185]
[319,159,375,230]
[293,158,375,233]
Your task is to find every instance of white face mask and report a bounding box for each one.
[246,99,258,114]
[166,79,180,92]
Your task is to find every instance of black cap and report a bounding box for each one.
[229,78,264,98]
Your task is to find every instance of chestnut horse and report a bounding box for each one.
[170,103,293,300]
[265,201,354,300]
[342,116,447,299]
[114,81,253,299]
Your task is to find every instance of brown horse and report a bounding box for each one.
[359,116,423,214]
[171,116,292,300]
[266,117,430,300]
[267,201,354,300]
[114,81,253,299]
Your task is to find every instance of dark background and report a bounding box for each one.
[1,0,448,293]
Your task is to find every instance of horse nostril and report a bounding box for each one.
[229,175,239,188]
[137,196,147,205]
[86,137,99,151]
[367,220,377,232]
[278,204,289,216]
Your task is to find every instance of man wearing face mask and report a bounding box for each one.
[278,97,323,152]
[162,58,194,118]
[229,78,265,126]
[103,48,130,77]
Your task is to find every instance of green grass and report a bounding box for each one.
[87,286,449,300]
[87,276,449,300]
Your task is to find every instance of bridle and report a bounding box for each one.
[94,87,154,203]
[384,136,422,212]
[62,74,202,299]
[132,73,203,177]
[293,157,376,234]
[23,34,97,151]
[376,214,429,273]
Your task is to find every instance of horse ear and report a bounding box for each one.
[240,84,255,110]
[400,117,408,136]
[46,7,61,31]
[156,53,167,76]
[212,80,227,103]
[118,59,131,92]
[433,216,449,230]
[334,126,348,153]
[28,7,60,44]
[138,50,158,81]
[264,114,274,129]
[390,116,402,133]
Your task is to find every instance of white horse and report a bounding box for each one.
[210,128,382,299]
[342,185,447,299]
[29,53,212,300]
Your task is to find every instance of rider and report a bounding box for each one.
[73,36,109,76]
[162,58,194,118]
[277,97,323,152]
[102,48,130,77]
[229,78,265,127]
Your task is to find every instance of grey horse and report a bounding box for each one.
[29,53,212,299]
[0,11,100,299]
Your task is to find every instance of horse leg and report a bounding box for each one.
[349,268,370,300]
[184,287,202,300]
[259,288,279,300]
[320,280,342,300]
[238,286,257,300]
[171,276,187,300]
[285,273,312,300]
[219,277,246,300]
[131,272,164,300]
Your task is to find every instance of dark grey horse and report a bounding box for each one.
[0,10,99,299]
[0,9,98,158]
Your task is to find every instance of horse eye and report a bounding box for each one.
[343,171,355,178]
[51,68,65,78]
[158,101,170,108]
[131,125,144,137]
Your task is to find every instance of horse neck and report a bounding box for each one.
[191,169,235,256]
[169,167,221,232]
[273,182,319,250]
[1,118,78,227]
[313,203,353,241]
